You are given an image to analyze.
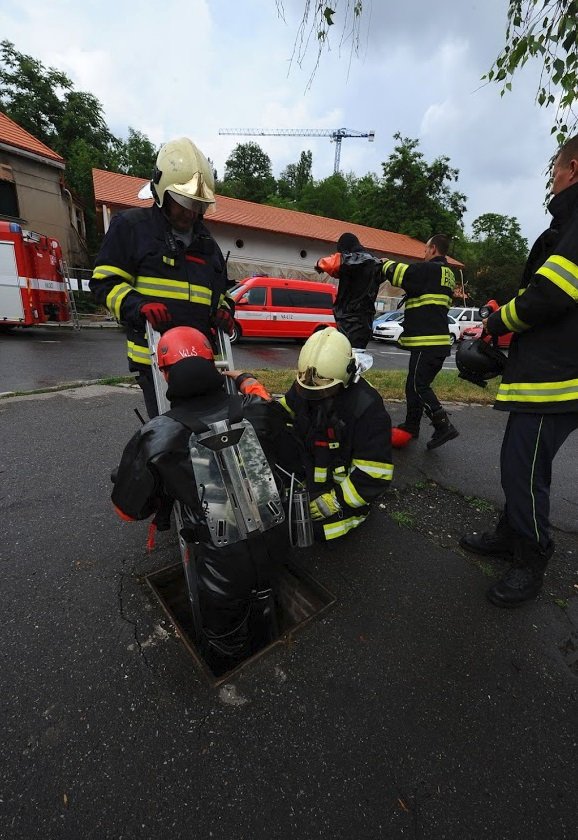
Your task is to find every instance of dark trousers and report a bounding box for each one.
[335,314,372,349]
[404,348,448,427]
[501,411,578,548]
[136,369,159,419]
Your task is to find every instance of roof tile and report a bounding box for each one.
[0,111,64,163]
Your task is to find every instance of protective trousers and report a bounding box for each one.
[335,314,373,349]
[404,348,448,428]
[501,411,578,548]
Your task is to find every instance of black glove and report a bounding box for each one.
[140,302,172,330]
[212,307,235,336]
[314,261,323,274]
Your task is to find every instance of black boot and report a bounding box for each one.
[459,515,515,559]
[426,409,459,450]
[486,538,554,608]
[396,421,420,439]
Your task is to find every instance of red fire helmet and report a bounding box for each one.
[156,326,214,370]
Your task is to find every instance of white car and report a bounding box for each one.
[373,313,461,345]
[448,307,483,336]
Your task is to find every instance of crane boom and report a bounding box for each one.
[218,127,375,174]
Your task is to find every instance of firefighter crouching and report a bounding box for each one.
[90,137,235,419]
[279,328,394,542]
[111,327,296,667]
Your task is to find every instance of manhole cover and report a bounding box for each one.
[146,562,335,686]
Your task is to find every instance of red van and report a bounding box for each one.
[229,276,337,343]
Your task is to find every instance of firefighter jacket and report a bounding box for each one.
[279,378,394,541]
[381,255,457,351]
[90,205,233,370]
[317,249,382,318]
[487,181,578,413]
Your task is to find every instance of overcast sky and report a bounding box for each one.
[0,0,561,244]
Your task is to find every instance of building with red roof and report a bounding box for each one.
[92,168,464,307]
[0,111,88,265]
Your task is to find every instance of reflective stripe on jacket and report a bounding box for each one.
[487,181,578,413]
[381,256,456,349]
[90,206,233,370]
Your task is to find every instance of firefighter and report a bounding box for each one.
[381,234,460,450]
[111,327,294,667]
[90,137,235,418]
[460,135,578,607]
[279,327,394,542]
[315,232,382,349]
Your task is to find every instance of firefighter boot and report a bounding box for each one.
[486,538,554,608]
[426,409,459,450]
[459,515,515,559]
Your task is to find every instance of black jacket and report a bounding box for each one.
[381,255,457,351]
[280,378,393,540]
[487,181,578,413]
[90,205,233,371]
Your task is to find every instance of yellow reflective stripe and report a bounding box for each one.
[135,277,212,305]
[314,467,328,483]
[500,298,530,332]
[323,514,367,540]
[106,283,134,319]
[405,294,452,309]
[399,335,451,346]
[218,293,233,310]
[127,341,152,365]
[351,459,394,480]
[162,256,175,266]
[496,378,578,403]
[340,476,366,508]
[278,396,295,419]
[382,259,408,287]
[92,264,134,283]
[536,255,578,301]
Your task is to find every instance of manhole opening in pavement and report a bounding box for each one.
[145,562,336,687]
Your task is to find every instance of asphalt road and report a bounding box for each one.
[0,325,458,393]
[1,385,577,840]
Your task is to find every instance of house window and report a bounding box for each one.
[235,239,244,249]
[300,249,307,258]
[0,178,19,219]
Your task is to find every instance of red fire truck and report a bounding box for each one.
[0,221,75,328]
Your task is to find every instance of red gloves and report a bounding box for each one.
[213,307,235,336]
[140,302,171,330]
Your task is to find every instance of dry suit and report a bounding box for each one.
[112,357,296,666]
[280,378,393,541]
[316,236,382,349]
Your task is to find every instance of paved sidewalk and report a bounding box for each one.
[1,385,577,840]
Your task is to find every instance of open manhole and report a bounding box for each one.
[146,562,336,686]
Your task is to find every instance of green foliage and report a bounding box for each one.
[220,142,277,203]
[454,213,528,303]
[0,40,157,257]
[298,172,356,219]
[486,0,578,142]
[277,150,313,201]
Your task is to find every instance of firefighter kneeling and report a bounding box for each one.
[111,327,295,667]
[280,328,394,542]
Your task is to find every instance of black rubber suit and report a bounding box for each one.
[111,357,296,666]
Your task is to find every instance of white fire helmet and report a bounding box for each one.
[296,328,358,399]
[151,137,216,214]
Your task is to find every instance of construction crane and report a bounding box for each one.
[218,127,375,174]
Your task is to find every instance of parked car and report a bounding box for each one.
[372,310,403,330]
[460,324,513,348]
[373,313,461,345]
[448,306,484,337]
[228,276,336,343]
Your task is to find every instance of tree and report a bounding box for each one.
[298,173,355,219]
[277,150,313,202]
[486,0,578,143]
[454,213,528,303]
[113,128,157,178]
[353,134,466,241]
[220,142,277,203]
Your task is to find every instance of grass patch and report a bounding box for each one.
[390,511,414,528]
[465,496,495,513]
[254,368,497,404]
